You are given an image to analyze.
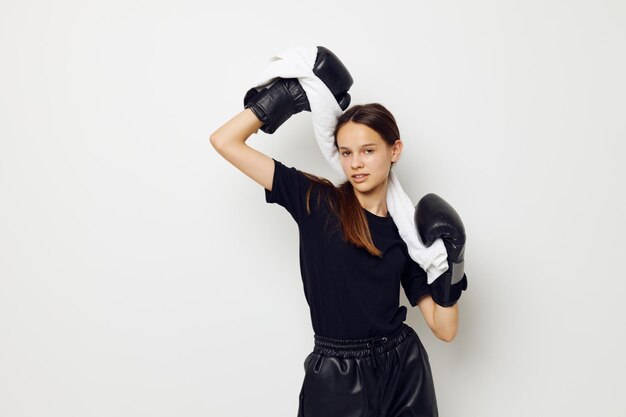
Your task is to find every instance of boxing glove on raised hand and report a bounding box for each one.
[415,193,468,307]
[243,78,309,134]
[243,46,353,134]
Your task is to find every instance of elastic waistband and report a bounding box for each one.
[313,323,414,359]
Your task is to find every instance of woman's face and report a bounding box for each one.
[336,121,402,195]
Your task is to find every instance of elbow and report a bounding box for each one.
[209,134,231,155]
[209,134,221,150]
[434,325,458,343]
[437,332,456,343]
[430,301,460,343]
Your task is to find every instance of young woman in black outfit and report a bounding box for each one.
[210,51,467,417]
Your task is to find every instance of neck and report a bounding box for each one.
[354,179,389,217]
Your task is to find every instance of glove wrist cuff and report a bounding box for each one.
[244,82,295,134]
[430,274,468,307]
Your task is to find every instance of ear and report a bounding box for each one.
[391,139,403,162]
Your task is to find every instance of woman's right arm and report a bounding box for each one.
[209,108,275,191]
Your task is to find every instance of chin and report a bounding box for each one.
[352,182,376,193]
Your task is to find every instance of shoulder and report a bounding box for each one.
[266,158,314,193]
[273,159,335,194]
[299,170,338,211]
[266,158,338,220]
[273,159,316,185]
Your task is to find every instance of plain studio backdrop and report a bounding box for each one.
[1,0,624,416]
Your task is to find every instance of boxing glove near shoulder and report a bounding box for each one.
[243,46,353,134]
[415,193,468,307]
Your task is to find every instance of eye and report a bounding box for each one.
[364,149,374,154]
[341,151,351,157]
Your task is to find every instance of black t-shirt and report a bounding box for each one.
[265,158,431,339]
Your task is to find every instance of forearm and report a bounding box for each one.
[432,302,459,342]
[210,108,264,149]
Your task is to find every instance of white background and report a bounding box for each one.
[1,1,625,416]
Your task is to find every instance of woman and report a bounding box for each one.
[210,102,459,417]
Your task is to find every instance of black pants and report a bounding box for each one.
[297,323,438,417]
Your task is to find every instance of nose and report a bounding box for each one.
[350,154,364,169]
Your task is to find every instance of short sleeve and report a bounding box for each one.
[401,256,431,307]
[264,158,316,224]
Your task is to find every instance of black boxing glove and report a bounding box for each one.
[311,46,353,110]
[414,193,468,307]
[243,78,309,134]
[243,46,353,134]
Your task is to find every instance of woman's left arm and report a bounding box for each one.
[416,294,459,342]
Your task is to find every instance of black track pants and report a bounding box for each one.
[297,323,438,417]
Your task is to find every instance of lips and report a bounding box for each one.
[352,174,368,183]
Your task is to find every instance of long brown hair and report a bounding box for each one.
[301,103,401,257]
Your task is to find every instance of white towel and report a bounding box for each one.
[250,45,448,284]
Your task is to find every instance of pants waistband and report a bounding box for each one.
[313,323,413,358]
